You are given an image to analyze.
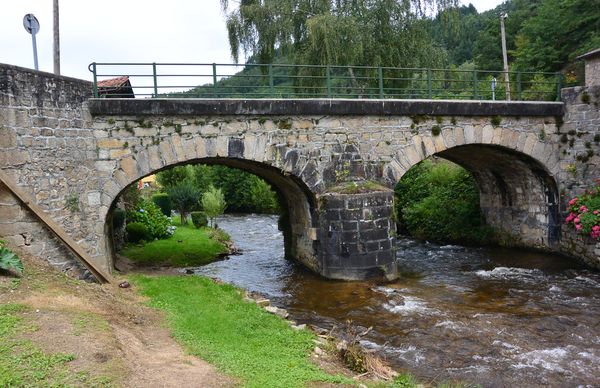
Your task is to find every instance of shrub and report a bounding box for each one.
[152,193,172,216]
[565,180,600,240]
[126,222,152,243]
[127,200,172,239]
[190,211,208,228]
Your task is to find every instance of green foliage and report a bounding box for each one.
[120,220,228,266]
[111,208,126,230]
[131,275,349,387]
[65,194,79,212]
[121,184,142,211]
[152,193,172,217]
[125,222,152,243]
[167,181,201,225]
[202,186,227,228]
[190,211,208,229]
[522,73,557,101]
[220,0,452,70]
[127,200,172,239]
[565,180,600,240]
[156,166,193,189]
[0,242,23,274]
[395,159,494,244]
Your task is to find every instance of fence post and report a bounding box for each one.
[152,62,158,98]
[427,69,432,99]
[326,66,332,97]
[91,62,98,98]
[268,64,274,95]
[212,63,218,97]
[516,72,522,100]
[473,69,478,99]
[378,67,384,98]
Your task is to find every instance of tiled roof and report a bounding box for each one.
[577,48,600,61]
[97,76,130,88]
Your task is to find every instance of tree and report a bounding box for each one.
[167,182,201,225]
[220,0,455,69]
[156,166,192,188]
[202,185,227,228]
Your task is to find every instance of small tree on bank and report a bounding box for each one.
[168,182,201,225]
[202,185,226,228]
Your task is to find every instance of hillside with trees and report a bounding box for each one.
[179,0,597,99]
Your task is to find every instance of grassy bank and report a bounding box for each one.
[119,220,229,267]
[0,303,112,387]
[132,274,353,387]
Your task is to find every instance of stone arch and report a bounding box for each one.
[98,136,320,274]
[385,125,560,249]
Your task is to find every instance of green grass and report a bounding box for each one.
[0,303,111,387]
[119,220,228,267]
[132,274,352,387]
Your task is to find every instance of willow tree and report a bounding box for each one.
[219,0,456,68]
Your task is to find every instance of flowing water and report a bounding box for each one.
[190,214,600,386]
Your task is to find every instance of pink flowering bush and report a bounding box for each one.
[565,180,600,240]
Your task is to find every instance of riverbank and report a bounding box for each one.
[0,250,421,387]
[117,219,234,268]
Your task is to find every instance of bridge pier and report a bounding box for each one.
[317,186,397,281]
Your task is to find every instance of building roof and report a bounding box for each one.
[576,48,600,61]
[97,76,130,88]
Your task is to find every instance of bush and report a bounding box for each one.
[190,211,209,228]
[565,180,600,240]
[127,200,172,239]
[126,222,152,243]
[152,193,172,217]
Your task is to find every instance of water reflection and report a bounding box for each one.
[189,214,600,386]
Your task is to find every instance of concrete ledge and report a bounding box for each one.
[88,98,564,117]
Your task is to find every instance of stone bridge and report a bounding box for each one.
[1,60,600,282]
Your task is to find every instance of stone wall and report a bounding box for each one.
[0,64,95,277]
[558,84,600,266]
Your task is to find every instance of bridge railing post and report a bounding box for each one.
[212,63,218,97]
[268,64,274,96]
[427,68,432,99]
[378,67,384,98]
[326,66,332,98]
[556,72,562,101]
[516,72,522,100]
[473,69,478,99]
[91,62,98,98]
[152,62,158,98]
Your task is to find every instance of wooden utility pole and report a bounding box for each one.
[53,0,60,75]
[500,12,510,101]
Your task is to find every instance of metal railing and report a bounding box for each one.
[89,62,562,101]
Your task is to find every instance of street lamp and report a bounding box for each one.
[500,12,511,100]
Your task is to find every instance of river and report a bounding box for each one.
[189,214,600,386]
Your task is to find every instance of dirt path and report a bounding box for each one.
[1,252,236,387]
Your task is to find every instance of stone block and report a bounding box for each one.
[97,138,122,148]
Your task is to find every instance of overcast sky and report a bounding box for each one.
[1,0,504,81]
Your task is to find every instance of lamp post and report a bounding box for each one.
[500,12,510,100]
[53,0,60,75]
